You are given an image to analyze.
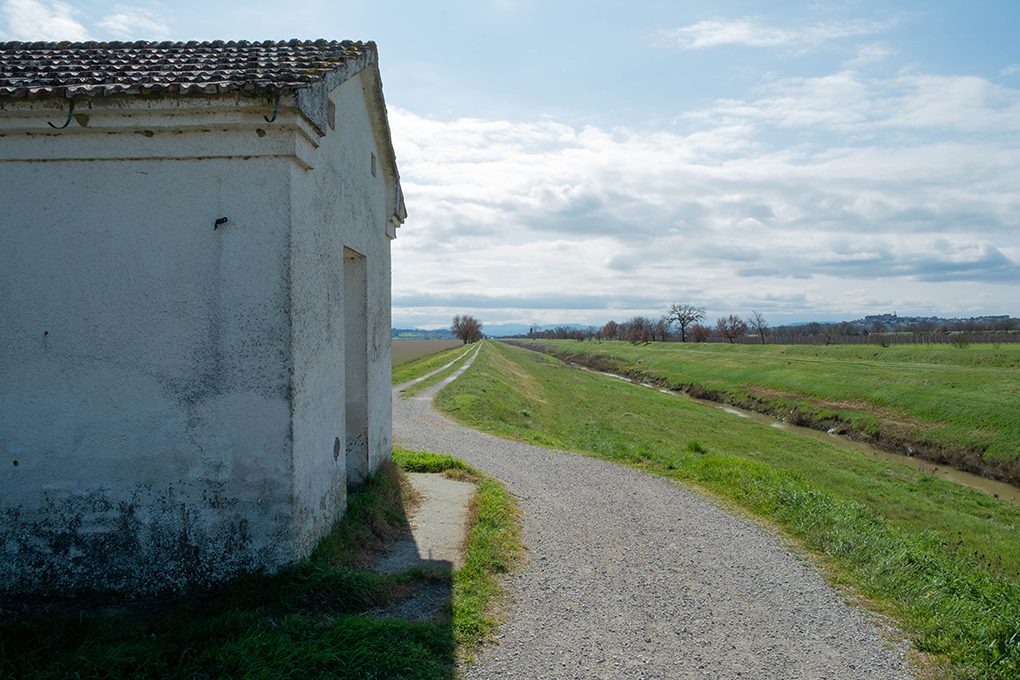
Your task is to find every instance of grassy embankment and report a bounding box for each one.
[515,339,1020,485]
[2,456,519,675]
[436,341,1020,678]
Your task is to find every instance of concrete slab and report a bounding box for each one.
[374,472,476,574]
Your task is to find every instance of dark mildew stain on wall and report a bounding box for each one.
[0,483,279,594]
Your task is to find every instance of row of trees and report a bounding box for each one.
[770,317,1020,339]
[473,310,1019,346]
[666,305,771,344]
[528,305,1020,345]
[567,305,769,344]
[524,306,770,344]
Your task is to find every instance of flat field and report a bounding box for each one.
[435,341,1020,678]
[393,339,462,366]
[515,339,1020,483]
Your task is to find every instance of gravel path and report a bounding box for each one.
[393,348,913,679]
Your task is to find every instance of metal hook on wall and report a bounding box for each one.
[264,95,280,123]
[47,98,76,129]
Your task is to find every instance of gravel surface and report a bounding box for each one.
[393,350,913,679]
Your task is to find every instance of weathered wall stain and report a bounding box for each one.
[0,484,281,592]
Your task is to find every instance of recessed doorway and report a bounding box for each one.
[343,247,369,489]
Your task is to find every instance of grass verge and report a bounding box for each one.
[436,341,1020,678]
[514,339,1020,484]
[400,345,478,398]
[1,451,521,678]
[393,447,522,661]
[393,345,472,387]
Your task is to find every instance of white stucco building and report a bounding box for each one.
[0,40,405,592]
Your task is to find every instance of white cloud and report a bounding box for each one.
[1,0,89,40]
[1,1,172,41]
[657,17,892,51]
[1000,65,1020,77]
[845,43,894,66]
[389,66,1020,326]
[97,5,171,40]
[684,70,1020,134]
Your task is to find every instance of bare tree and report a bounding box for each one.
[716,315,748,343]
[620,316,654,343]
[747,310,769,345]
[451,314,483,344]
[691,324,712,342]
[654,315,671,342]
[598,320,619,340]
[822,324,840,346]
[667,303,706,342]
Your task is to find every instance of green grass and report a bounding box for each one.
[400,345,478,398]
[436,341,1020,678]
[1,453,521,678]
[393,448,477,476]
[393,345,473,387]
[515,339,1020,482]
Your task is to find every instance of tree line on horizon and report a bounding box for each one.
[522,305,1020,346]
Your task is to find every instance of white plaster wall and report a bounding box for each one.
[288,71,394,555]
[0,130,297,591]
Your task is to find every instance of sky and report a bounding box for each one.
[3,1,1019,328]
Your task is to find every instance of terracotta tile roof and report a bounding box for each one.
[0,39,375,99]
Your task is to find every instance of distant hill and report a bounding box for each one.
[479,323,532,337]
[850,314,1016,332]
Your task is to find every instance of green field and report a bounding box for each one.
[435,341,1020,678]
[513,339,1020,484]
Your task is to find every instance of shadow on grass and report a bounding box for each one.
[0,462,457,679]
